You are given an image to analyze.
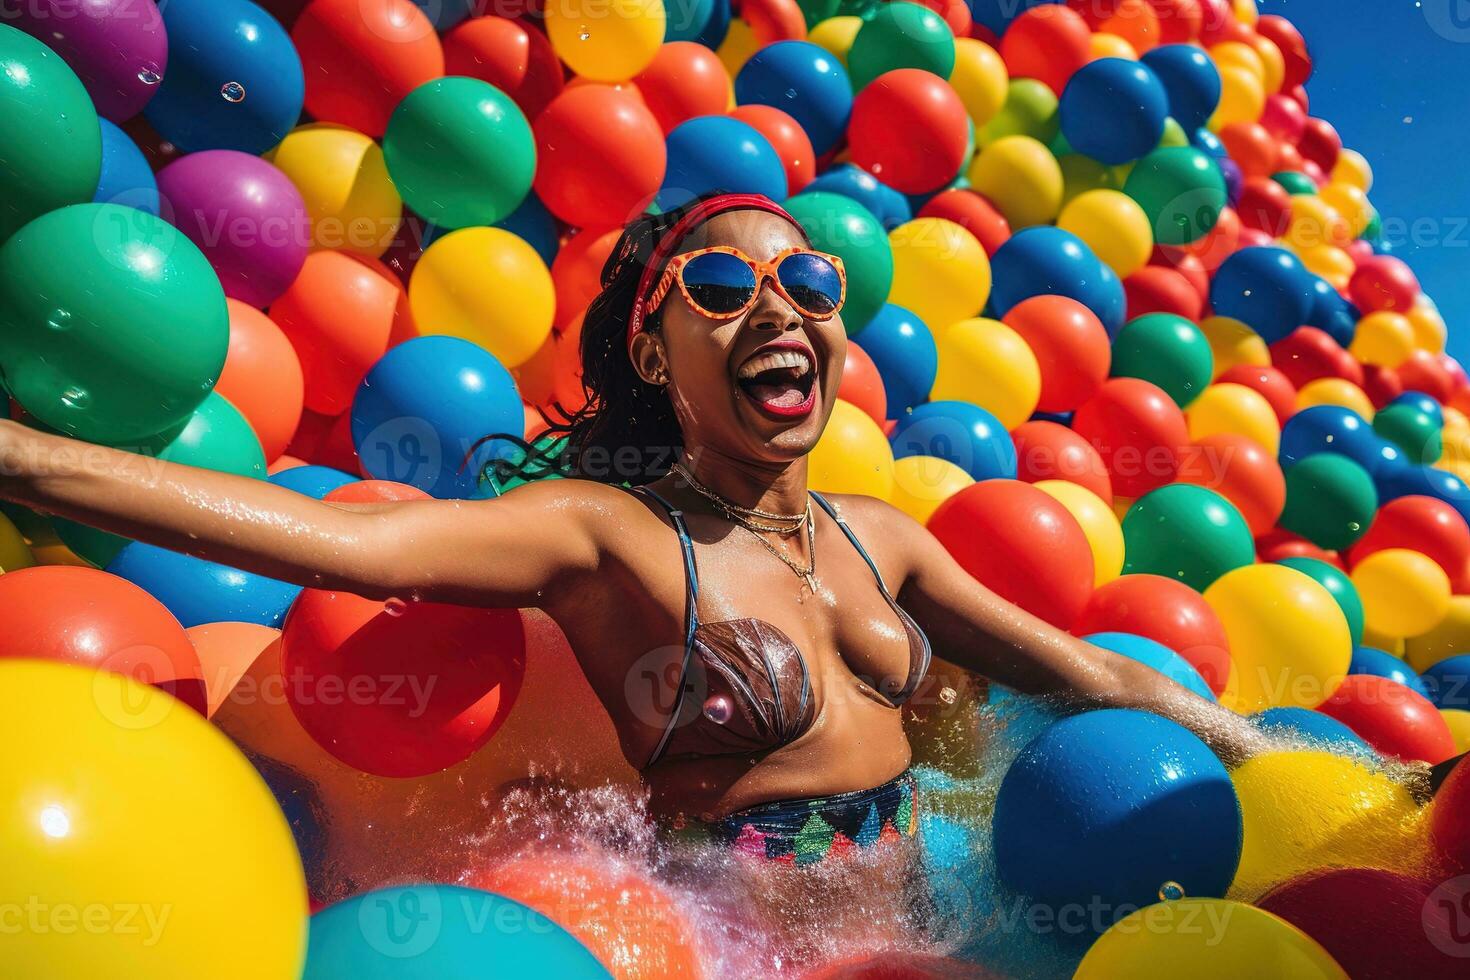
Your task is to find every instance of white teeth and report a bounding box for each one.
[738,350,812,379]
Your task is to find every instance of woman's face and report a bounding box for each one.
[642,210,848,465]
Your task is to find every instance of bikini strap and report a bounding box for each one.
[809,491,893,596]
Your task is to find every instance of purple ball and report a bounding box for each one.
[156,150,308,307]
[11,0,168,122]
[1220,157,1244,206]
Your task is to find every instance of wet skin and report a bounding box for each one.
[0,210,1270,823]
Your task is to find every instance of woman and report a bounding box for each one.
[0,193,1267,862]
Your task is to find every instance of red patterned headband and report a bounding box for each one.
[625,193,801,354]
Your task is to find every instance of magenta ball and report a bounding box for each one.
[10,0,168,122]
[156,150,308,307]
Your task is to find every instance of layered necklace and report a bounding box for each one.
[671,462,817,595]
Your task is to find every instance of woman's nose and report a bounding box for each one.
[746,280,802,331]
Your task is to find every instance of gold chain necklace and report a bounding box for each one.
[740,504,818,596]
[671,462,807,534]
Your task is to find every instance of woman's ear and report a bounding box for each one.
[629,332,670,386]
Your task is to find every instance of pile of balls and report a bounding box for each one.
[3,0,1470,976]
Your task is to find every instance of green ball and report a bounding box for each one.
[51,393,266,566]
[1110,313,1214,407]
[784,191,892,334]
[1279,454,1378,551]
[978,78,1059,148]
[0,203,227,445]
[383,77,536,230]
[1123,146,1227,246]
[847,2,955,91]
[1271,171,1318,196]
[1363,208,1382,242]
[1058,154,1127,207]
[1121,484,1256,592]
[1276,556,1365,647]
[1373,404,1442,464]
[0,25,102,243]
[796,0,841,27]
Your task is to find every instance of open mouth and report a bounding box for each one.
[735,347,818,417]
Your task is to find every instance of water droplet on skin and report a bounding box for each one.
[384,597,407,617]
[46,309,71,331]
[138,68,161,85]
[702,694,732,724]
[221,81,246,103]
[1158,880,1186,901]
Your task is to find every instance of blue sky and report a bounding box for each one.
[1257,1,1470,363]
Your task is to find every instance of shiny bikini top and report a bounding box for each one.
[633,486,933,768]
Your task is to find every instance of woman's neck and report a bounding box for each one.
[674,449,810,516]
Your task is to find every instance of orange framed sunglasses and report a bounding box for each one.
[647,245,848,324]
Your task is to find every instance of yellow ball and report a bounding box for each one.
[1296,244,1355,292]
[715,17,759,77]
[1443,708,1470,754]
[1285,195,1350,251]
[1332,148,1374,192]
[809,16,863,66]
[1233,0,1259,26]
[1296,378,1377,422]
[0,660,306,979]
[1349,311,1417,369]
[1210,42,1265,85]
[266,123,402,258]
[966,135,1064,229]
[1057,189,1154,278]
[0,510,35,573]
[1089,32,1137,61]
[410,227,554,368]
[809,399,895,499]
[1076,899,1347,980]
[888,217,991,330]
[547,0,665,81]
[1249,32,1285,94]
[1227,750,1425,902]
[1319,183,1372,238]
[1204,563,1352,712]
[931,318,1041,430]
[1407,299,1447,353]
[1034,480,1124,586]
[890,455,974,524]
[948,38,1009,128]
[1186,382,1281,455]
[1199,315,1269,378]
[1361,625,1406,656]
[1406,595,1470,672]
[1352,548,1452,640]
[1210,64,1266,129]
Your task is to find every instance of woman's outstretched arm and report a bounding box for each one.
[0,420,605,608]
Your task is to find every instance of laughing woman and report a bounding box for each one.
[0,193,1268,864]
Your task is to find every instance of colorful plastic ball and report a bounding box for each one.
[1058,58,1169,165]
[1352,548,1452,640]
[266,123,403,258]
[918,188,1012,255]
[806,163,912,229]
[786,191,893,333]
[1124,264,1203,321]
[1279,454,1378,551]
[988,226,1118,328]
[1057,190,1153,278]
[1432,754,1470,871]
[1347,644,1429,699]
[1423,655,1470,711]
[1349,311,1417,370]
[9,0,167,123]
[851,304,937,417]
[269,464,358,500]
[1123,146,1228,245]
[1185,383,1280,455]
[351,335,523,500]
[106,537,302,628]
[1072,377,1190,498]
[848,69,969,195]
[1209,246,1315,344]
[146,0,304,153]
[978,77,1060,146]
[809,399,896,498]
[1235,174,1292,231]
[1216,364,1296,424]
[1395,391,1447,427]
[1121,484,1254,591]
[890,455,974,524]
[658,114,787,208]
[1298,378,1377,422]
[1083,631,1215,699]
[969,0,1061,34]
[931,318,1040,430]
[1317,674,1456,763]
[888,217,991,330]
[967,135,1064,229]
[1199,315,1269,378]
[847,1,955,90]
[929,479,1095,628]
[1398,350,1456,404]
[442,14,565,120]
[0,25,103,242]
[890,399,1017,482]
[1109,313,1212,408]
[1350,495,1470,583]
[997,5,1090,96]
[949,36,1009,128]
[735,40,853,154]
[1279,404,1380,471]
[1350,254,1420,314]
[547,0,666,80]
[1374,403,1442,464]
[1074,573,1231,693]
[731,104,816,196]
[1036,480,1124,586]
[1000,295,1110,413]
[838,340,887,423]
[534,85,665,229]
[635,41,733,134]
[1251,706,1370,753]
[1175,435,1283,535]
[1012,420,1112,501]
[994,710,1241,929]
[94,119,160,215]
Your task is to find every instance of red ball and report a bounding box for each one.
[839,340,888,426]
[635,42,732,134]
[1256,15,1313,90]
[1361,364,1405,410]
[1070,378,1190,498]
[1297,116,1343,174]
[848,69,970,195]
[1260,93,1307,143]
[1151,246,1209,301]
[1216,365,1298,425]
[928,480,1095,629]
[1301,158,1329,188]
[1286,84,1310,112]
[282,590,526,777]
[730,104,817,197]
[1397,349,1456,405]
[1347,495,1470,580]
[1219,123,1280,181]
[1345,238,1375,266]
[1148,0,1203,44]
[1186,204,1241,272]
[1001,295,1111,412]
[1350,255,1421,314]
[1431,755,1470,873]
[1258,868,1463,980]
[1176,433,1286,536]
[1124,266,1203,321]
[918,189,1012,256]
[1195,0,1233,42]
[442,15,564,120]
[1318,674,1457,764]
[999,5,1093,96]
[1235,176,1293,236]
[1072,574,1231,693]
[551,226,621,330]
[1236,226,1274,250]
[1274,139,1306,174]
[0,566,205,713]
[1255,528,1344,569]
[1269,327,1364,390]
[1011,420,1113,501]
[534,86,667,229]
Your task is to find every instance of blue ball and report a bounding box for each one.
[1251,706,1373,754]
[852,304,937,418]
[410,0,475,29]
[664,0,716,41]
[1082,632,1216,701]
[351,336,523,500]
[735,41,852,155]
[1192,126,1226,159]
[303,885,608,979]
[1059,59,1170,165]
[992,709,1242,930]
[1348,646,1430,699]
[989,227,1119,332]
[1422,655,1470,711]
[1305,275,1359,348]
[806,165,912,229]
[656,116,788,211]
[1209,246,1316,344]
[1393,391,1445,428]
[1279,405,1381,471]
[969,0,1062,34]
[107,542,301,629]
[693,0,731,49]
[269,465,359,500]
[94,119,159,215]
[890,400,1017,481]
[1374,465,1470,522]
[493,191,560,268]
[144,0,304,155]
[1140,45,1222,132]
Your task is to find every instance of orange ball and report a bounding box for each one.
[1001,295,1112,412]
[999,5,1093,96]
[634,41,731,134]
[1099,0,1161,53]
[839,339,888,425]
[1175,432,1286,535]
[216,300,305,464]
[730,104,817,196]
[552,227,621,330]
[1218,122,1279,179]
[743,0,808,44]
[534,85,667,229]
[185,622,281,719]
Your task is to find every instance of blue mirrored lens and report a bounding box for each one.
[681,251,757,313]
[777,252,843,315]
